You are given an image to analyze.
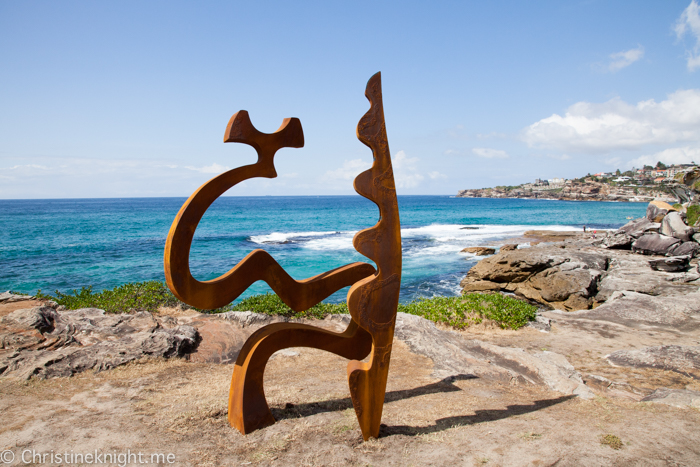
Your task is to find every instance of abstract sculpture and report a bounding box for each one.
[164,72,401,440]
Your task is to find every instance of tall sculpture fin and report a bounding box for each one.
[346,72,402,440]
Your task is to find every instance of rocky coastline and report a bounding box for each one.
[456,199,700,407]
[456,180,675,203]
[460,200,700,310]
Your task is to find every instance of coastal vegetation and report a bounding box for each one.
[36,281,179,314]
[36,281,536,330]
[688,204,700,226]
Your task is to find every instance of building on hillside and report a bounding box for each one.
[653,177,666,183]
[547,177,565,187]
[613,176,631,182]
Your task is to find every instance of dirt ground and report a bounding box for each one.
[2,332,699,467]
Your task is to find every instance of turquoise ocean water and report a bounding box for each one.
[0,196,646,304]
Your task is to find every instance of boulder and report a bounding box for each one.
[646,200,676,222]
[461,247,608,311]
[618,217,660,238]
[676,167,700,189]
[648,256,691,272]
[660,211,694,242]
[602,231,633,249]
[574,290,700,331]
[461,246,496,256]
[500,244,518,251]
[668,241,700,258]
[0,306,199,379]
[606,345,700,380]
[631,234,680,256]
[640,388,700,408]
[394,313,593,398]
[694,232,700,243]
[0,291,34,303]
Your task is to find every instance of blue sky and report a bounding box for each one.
[1,1,699,198]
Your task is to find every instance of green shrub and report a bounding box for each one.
[672,203,683,210]
[36,283,536,330]
[224,293,348,319]
[37,281,180,313]
[398,293,536,330]
[687,204,700,226]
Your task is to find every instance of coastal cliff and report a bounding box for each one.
[457,165,700,203]
[456,180,674,203]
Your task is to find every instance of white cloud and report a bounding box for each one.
[471,147,509,159]
[1,164,50,170]
[322,158,371,183]
[675,0,700,71]
[608,46,644,72]
[392,150,424,189]
[0,156,238,198]
[545,154,572,161]
[428,171,447,180]
[444,149,460,155]
[522,89,700,153]
[628,146,700,168]
[183,163,231,173]
[604,157,623,168]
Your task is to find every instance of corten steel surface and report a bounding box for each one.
[164,72,401,441]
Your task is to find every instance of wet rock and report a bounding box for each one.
[500,244,518,251]
[631,234,681,256]
[648,256,691,272]
[646,200,676,222]
[660,211,694,242]
[461,247,496,256]
[607,345,700,379]
[640,388,700,408]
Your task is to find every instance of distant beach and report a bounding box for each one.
[0,196,646,302]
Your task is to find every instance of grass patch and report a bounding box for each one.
[398,293,536,330]
[600,434,623,450]
[687,204,699,226]
[35,283,536,330]
[37,281,180,314]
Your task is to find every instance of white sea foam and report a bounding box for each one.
[249,230,339,244]
[401,223,579,257]
[249,223,581,257]
[305,232,357,251]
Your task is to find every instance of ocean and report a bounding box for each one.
[0,196,646,304]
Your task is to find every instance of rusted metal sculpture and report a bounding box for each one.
[164,72,401,440]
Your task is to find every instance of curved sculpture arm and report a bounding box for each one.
[164,111,376,310]
[229,319,372,433]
